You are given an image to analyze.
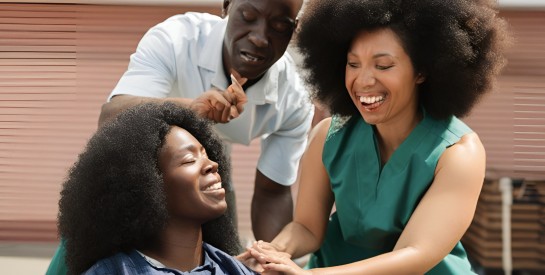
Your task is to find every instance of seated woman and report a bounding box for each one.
[57,102,257,274]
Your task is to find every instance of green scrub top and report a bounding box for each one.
[46,239,68,275]
[307,112,476,274]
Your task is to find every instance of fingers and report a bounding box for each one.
[249,248,303,275]
[228,72,248,114]
[191,90,233,123]
[190,70,249,123]
[222,91,242,120]
[262,262,296,275]
[249,242,291,265]
[237,248,265,273]
[236,250,252,261]
[253,240,283,253]
[230,70,248,86]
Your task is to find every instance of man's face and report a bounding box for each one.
[222,0,303,80]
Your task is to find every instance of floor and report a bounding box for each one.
[0,242,58,275]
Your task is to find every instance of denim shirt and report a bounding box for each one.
[84,242,259,275]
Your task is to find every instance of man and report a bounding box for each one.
[47,0,311,272]
[98,0,310,242]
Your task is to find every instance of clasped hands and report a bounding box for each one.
[190,71,248,123]
[237,240,312,275]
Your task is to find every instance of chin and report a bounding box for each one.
[234,65,267,80]
[214,203,228,217]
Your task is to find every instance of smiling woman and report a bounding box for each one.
[246,0,512,274]
[56,102,257,274]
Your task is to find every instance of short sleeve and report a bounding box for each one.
[257,96,314,186]
[108,22,178,101]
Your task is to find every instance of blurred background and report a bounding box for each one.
[0,0,544,274]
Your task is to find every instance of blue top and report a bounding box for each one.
[84,242,258,275]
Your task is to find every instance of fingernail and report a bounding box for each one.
[230,74,239,85]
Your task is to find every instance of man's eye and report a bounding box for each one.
[271,21,293,33]
[241,11,256,22]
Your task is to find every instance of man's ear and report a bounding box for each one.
[222,0,231,18]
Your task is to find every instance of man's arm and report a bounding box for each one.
[251,170,293,242]
[98,75,247,127]
[98,95,191,127]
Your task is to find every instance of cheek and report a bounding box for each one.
[271,39,291,59]
[345,70,355,92]
[163,171,195,193]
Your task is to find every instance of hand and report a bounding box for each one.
[249,242,310,275]
[236,249,265,273]
[189,88,235,123]
[189,71,247,123]
[226,70,248,117]
[250,240,288,262]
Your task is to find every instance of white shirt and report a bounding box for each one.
[109,12,313,186]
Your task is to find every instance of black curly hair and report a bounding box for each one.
[58,102,241,274]
[296,0,510,119]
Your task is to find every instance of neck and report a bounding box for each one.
[374,107,422,164]
[141,220,204,272]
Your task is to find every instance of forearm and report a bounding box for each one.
[98,95,192,127]
[251,186,293,242]
[272,221,321,259]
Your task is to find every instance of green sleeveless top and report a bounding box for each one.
[307,112,476,274]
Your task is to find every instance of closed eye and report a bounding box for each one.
[347,62,359,68]
[241,10,257,22]
[271,20,294,34]
[376,64,394,70]
[181,159,196,165]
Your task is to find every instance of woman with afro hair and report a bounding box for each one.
[57,102,258,274]
[245,0,511,274]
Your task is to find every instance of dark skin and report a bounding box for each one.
[222,0,303,243]
[252,170,294,242]
[142,126,226,271]
[98,0,304,243]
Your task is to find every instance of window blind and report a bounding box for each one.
[0,3,230,242]
[464,10,545,181]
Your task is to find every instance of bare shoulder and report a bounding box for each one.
[308,117,332,143]
[445,132,485,161]
[436,132,486,187]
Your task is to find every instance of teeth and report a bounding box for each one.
[359,96,384,104]
[205,182,222,191]
[242,52,261,62]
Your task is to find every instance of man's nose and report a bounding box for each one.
[248,23,269,48]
